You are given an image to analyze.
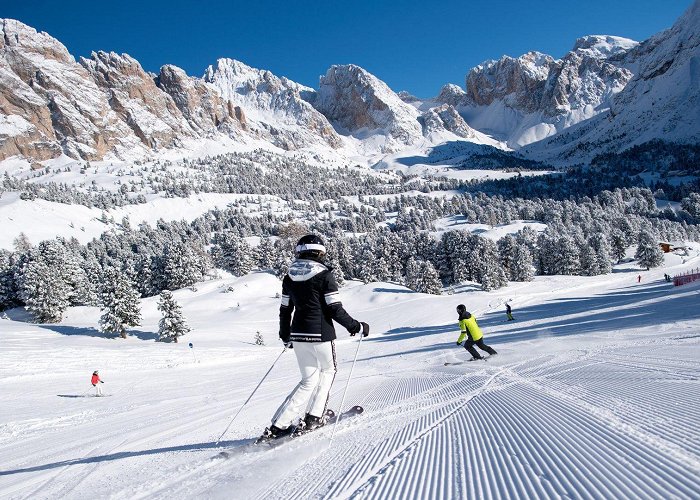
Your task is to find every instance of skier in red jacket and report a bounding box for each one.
[91,371,104,397]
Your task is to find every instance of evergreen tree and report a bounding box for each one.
[157,290,190,343]
[213,233,253,276]
[635,230,664,270]
[554,235,581,275]
[510,245,534,282]
[161,242,207,290]
[579,244,600,276]
[16,241,72,323]
[589,233,613,274]
[413,260,442,295]
[478,237,508,291]
[610,228,628,264]
[404,257,422,291]
[99,268,141,338]
[255,236,275,270]
[0,250,18,311]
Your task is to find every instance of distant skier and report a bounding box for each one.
[638,274,642,283]
[456,304,497,360]
[91,370,104,396]
[505,302,514,321]
[258,235,369,442]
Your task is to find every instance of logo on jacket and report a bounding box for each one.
[288,259,327,281]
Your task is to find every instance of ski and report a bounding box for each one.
[314,405,364,427]
[212,406,364,460]
[444,357,489,366]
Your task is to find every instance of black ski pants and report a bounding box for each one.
[464,338,497,359]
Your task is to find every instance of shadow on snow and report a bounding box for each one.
[0,439,249,476]
[41,325,158,341]
[359,280,700,362]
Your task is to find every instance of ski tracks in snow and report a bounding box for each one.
[179,339,700,499]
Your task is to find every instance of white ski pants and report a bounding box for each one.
[272,341,336,429]
[93,384,102,396]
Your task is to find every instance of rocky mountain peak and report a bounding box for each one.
[572,35,639,59]
[313,64,423,151]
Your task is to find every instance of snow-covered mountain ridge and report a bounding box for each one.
[0,1,698,167]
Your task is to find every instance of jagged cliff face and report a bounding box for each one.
[523,1,700,163]
[0,20,337,162]
[444,36,638,147]
[0,19,126,160]
[0,3,697,165]
[313,64,424,152]
[203,58,342,150]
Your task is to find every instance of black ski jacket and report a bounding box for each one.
[280,259,361,343]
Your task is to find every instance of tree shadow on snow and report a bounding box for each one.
[359,280,700,362]
[41,325,158,341]
[0,439,250,477]
[372,287,414,294]
[476,281,700,344]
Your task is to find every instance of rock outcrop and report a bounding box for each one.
[313,64,424,152]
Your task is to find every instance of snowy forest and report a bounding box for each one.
[2,150,700,334]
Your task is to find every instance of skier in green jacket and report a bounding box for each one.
[456,304,497,360]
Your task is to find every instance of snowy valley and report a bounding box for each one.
[1,1,700,499]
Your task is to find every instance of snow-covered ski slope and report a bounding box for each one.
[1,256,699,499]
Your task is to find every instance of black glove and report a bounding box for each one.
[350,324,359,337]
[456,341,462,346]
[101,381,104,384]
[360,322,370,337]
[284,341,293,349]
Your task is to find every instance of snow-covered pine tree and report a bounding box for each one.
[157,289,190,343]
[579,244,600,276]
[161,242,207,290]
[414,260,442,295]
[681,193,700,219]
[0,250,18,311]
[510,244,534,282]
[404,257,421,291]
[610,228,628,264]
[497,234,517,277]
[589,233,613,274]
[212,233,253,276]
[99,268,141,339]
[255,236,275,270]
[477,237,508,291]
[635,229,664,270]
[323,245,345,286]
[554,235,581,275]
[16,241,72,323]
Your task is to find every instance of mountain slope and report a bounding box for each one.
[0,255,698,498]
[437,37,638,148]
[522,0,700,163]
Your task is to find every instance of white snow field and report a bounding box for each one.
[1,258,700,499]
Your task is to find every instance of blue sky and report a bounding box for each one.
[2,0,692,97]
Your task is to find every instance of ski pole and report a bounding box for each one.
[215,346,287,445]
[330,335,363,445]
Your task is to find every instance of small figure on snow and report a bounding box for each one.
[456,304,497,360]
[505,302,514,321]
[91,370,105,396]
[638,274,642,283]
[259,235,369,442]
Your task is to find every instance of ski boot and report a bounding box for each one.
[303,413,326,432]
[256,424,294,444]
[294,411,331,436]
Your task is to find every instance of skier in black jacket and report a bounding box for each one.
[259,235,369,442]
